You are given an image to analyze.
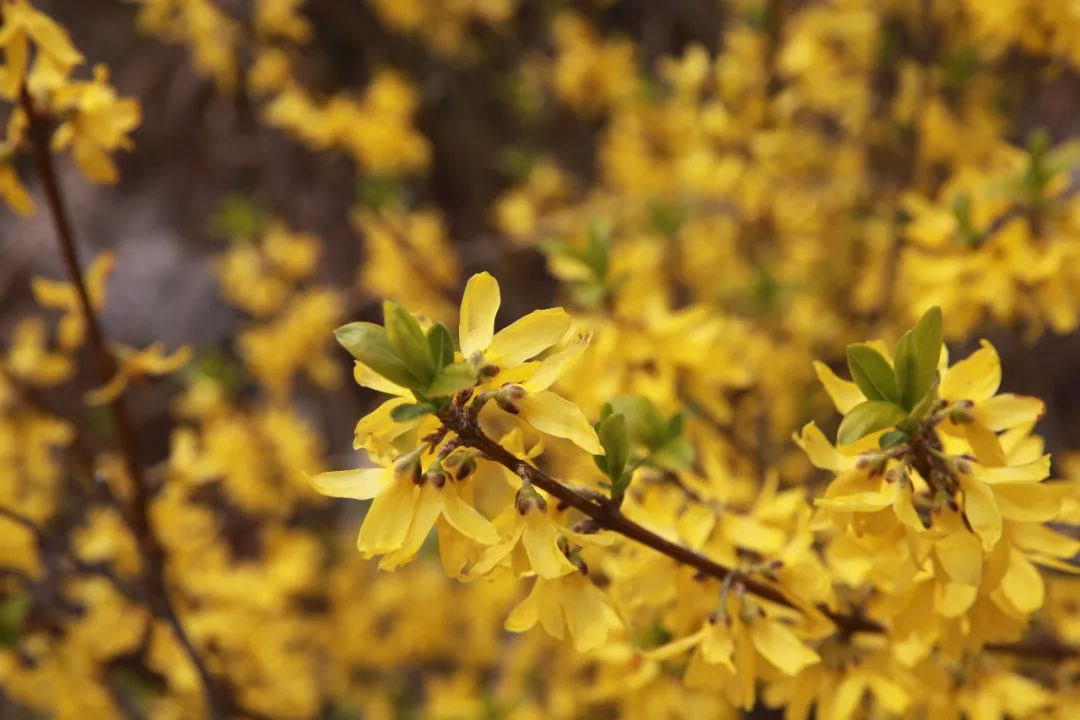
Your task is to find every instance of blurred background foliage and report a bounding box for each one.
[3,0,1080,718]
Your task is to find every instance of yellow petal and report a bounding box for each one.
[459,271,500,357]
[353,361,409,396]
[85,253,116,308]
[751,619,820,676]
[733,632,757,709]
[522,329,591,393]
[505,578,542,633]
[940,340,1000,402]
[1000,548,1044,613]
[934,531,982,585]
[813,361,864,414]
[793,422,849,473]
[821,673,866,720]
[700,623,736,670]
[521,510,576,578]
[441,488,499,545]
[958,474,1001,552]
[867,675,909,714]
[356,475,419,556]
[378,481,443,570]
[535,577,566,640]
[469,525,524,577]
[84,372,128,406]
[814,490,896,512]
[991,484,1060,522]
[518,390,603,454]
[487,308,571,367]
[0,164,37,216]
[560,574,618,652]
[964,422,1007,467]
[976,455,1051,484]
[893,482,925,531]
[976,395,1044,431]
[1010,524,1080,559]
[312,467,386,500]
[645,627,707,661]
[30,276,75,310]
[934,581,978,617]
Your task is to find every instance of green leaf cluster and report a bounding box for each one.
[837,307,942,446]
[334,302,479,418]
[593,395,694,501]
[541,219,624,308]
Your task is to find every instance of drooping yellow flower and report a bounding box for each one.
[49,65,141,184]
[0,0,84,98]
[5,317,73,386]
[85,343,193,405]
[30,252,115,350]
[650,594,821,710]
[504,569,623,652]
[313,451,498,571]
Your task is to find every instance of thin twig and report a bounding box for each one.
[437,403,881,635]
[19,85,226,720]
[438,402,1079,657]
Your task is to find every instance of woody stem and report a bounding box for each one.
[19,86,226,720]
[437,403,882,635]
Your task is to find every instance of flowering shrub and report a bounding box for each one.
[2,2,1080,719]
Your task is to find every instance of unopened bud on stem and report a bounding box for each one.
[495,384,526,414]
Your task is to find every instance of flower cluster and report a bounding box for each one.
[4,2,1080,719]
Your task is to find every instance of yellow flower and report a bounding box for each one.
[30,252,115,350]
[468,486,610,580]
[650,595,821,710]
[85,343,192,405]
[5,317,72,385]
[459,271,602,454]
[504,570,623,652]
[50,65,141,184]
[937,340,1044,467]
[313,452,499,571]
[0,0,84,98]
[0,163,35,216]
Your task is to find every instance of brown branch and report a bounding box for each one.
[438,403,881,635]
[438,402,1080,659]
[19,85,226,720]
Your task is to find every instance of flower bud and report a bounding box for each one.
[423,464,448,488]
[514,484,547,515]
[495,384,526,414]
[393,448,424,485]
[453,456,477,481]
[947,401,976,424]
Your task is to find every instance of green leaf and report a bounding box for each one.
[426,323,455,371]
[651,436,694,470]
[607,395,666,449]
[209,194,262,240]
[905,381,939,424]
[596,413,629,483]
[894,306,943,410]
[390,402,436,422]
[383,301,434,385]
[582,218,612,279]
[878,430,910,450]
[335,322,420,390]
[0,593,29,647]
[837,401,907,446]
[846,344,901,404]
[426,361,478,397]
